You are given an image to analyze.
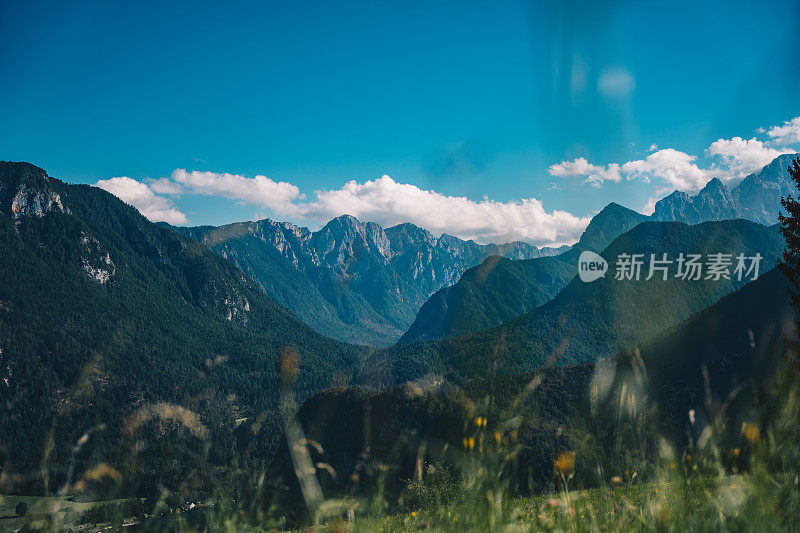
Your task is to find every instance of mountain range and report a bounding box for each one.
[399,154,798,344]
[359,219,785,386]
[174,201,647,348]
[172,154,797,350]
[175,216,566,346]
[1,154,797,500]
[652,153,798,225]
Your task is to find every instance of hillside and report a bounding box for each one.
[0,162,367,496]
[635,267,796,438]
[361,219,785,386]
[270,267,794,506]
[398,203,646,343]
[399,155,798,346]
[176,216,562,346]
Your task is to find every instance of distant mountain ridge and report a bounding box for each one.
[652,153,797,225]
[171,154,796,348]
[398,203,646,343]
[176,215,566,346]
[360,219,785,387]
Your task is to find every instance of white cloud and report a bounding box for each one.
[763,115,800,145]
[299,176,589,246]
[148,177,184,195]
[597,67,635,98]
[640,197,658,216]
[621,149,708,193]
[549,149,707,193]
[706,136,794,181]
[548,114,800,194]
[95,177,189,225]
[95,115,800,246]
[170,169,304,215]
[547,157,622,187]
[97,172,589,246]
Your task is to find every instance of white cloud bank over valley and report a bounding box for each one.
[98,171,590,247]
[96,114,800,246]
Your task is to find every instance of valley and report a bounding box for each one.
[1,155,799,531]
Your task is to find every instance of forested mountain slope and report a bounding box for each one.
[0,162,367,496]
[272,268,794,504]
[398,203,646,343]
[362,220,784,386]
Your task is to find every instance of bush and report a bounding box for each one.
[15,501,28,517]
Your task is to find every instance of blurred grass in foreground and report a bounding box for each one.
[5,360,799,532]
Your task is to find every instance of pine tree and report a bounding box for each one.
[778,155,800,363]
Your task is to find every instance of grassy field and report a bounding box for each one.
[266,475,783,532]
[0,494,131,531]
[0,473,793,532]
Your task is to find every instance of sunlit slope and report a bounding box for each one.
[398,203,647,344]
[362,219,784,385]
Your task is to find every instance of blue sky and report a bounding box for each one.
[2,0,799,245]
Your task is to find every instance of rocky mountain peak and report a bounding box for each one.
[699,177,727,196]
[385,222,438,251]
[0,161,70,220]
[313,214,393,267]
[577,202,647,251]
[653,153,799,226]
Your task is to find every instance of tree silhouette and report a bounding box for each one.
[778,155,800,364]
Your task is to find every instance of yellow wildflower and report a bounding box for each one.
[742,422,760,444]
[554,451,575,476]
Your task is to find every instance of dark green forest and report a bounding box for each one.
[0,162,368,500]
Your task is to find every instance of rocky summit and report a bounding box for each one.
[177,214,562,346]
[652,153,797,225]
